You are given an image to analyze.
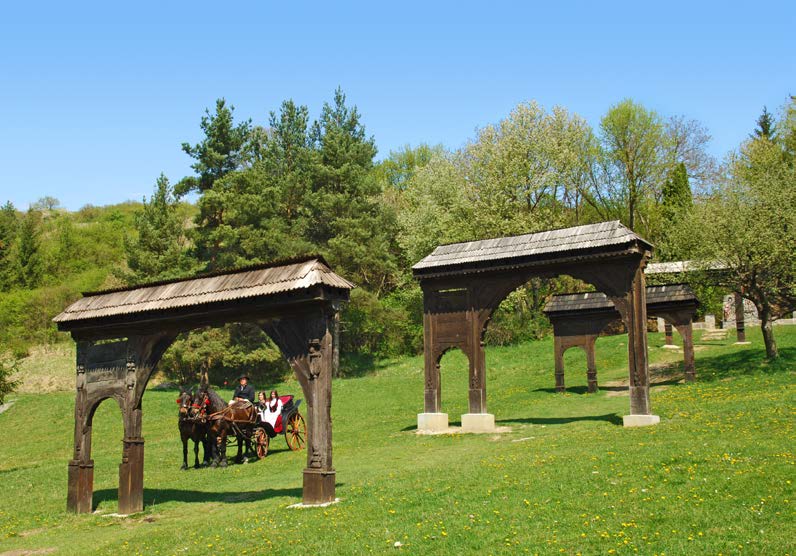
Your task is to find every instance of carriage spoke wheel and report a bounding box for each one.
[285,413,306,451]
[254,428,269,459]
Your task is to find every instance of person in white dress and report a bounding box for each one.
[257,390,283,433]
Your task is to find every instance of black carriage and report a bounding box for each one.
[252,395,306,458]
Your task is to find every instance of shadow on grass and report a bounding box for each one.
[497,413,623,426]
[93,483,343,508]
[693,346,795,381]
[339,353,393,378]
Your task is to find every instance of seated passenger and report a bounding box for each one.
[257,390,283,433]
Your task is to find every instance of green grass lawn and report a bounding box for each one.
[1,328,794,555]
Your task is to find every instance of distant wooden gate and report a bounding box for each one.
[543,284,699,391]
[412,221,658,431]
[54,257,353,514]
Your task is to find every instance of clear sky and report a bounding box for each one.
[1,1,793,210]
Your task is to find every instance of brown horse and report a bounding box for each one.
[177,389,209,470]
[204,396,258,467]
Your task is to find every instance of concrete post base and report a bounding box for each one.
[417,413,449,432]
[461,413,496,433]
[623,414,660,427]
[733,341,751,345]
[661,344,680,350]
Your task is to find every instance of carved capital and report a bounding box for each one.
[308,338,322,380]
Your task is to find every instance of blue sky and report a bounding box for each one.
[1,1,793,210]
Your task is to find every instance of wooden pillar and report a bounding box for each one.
[118,405,144,514]
[303,319,335,505]
[664,323,674,345]
[676,323,696,382]
[423,312,441,413]
[554,335,565,393]
[625,263,652,417]
[467,309,487,413]
[263,308,337,505]
[586,337,598,393]
[67,349,93,514]
[734,292,747,343]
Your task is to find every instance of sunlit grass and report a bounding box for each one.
[0,327,793,554]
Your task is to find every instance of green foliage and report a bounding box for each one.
[14,209,43,288]
[0,352,19,404]
[752,106,776,140]
[120,174,196,284]
[671,113,796,358]
[0,202,18,291]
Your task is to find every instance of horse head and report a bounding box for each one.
[177,389,193,418]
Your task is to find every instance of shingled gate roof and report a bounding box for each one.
[543,284,697,315]
[54,257,354,325]
[412,221,652,276]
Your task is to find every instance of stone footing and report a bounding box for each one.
[303,469,336,505]
[733,341,752,345]
[417,413,449,432]
[461,413,496,433]
[623,414,661,427]
[661,344,680,350]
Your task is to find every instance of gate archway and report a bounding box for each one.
[54,256,353,514]
[413,221,657,432]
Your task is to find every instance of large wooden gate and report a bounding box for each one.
[412,221,658,431]
[54,257,353,514]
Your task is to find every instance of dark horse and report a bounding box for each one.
[198,387,257,467]
[177,389,210,469]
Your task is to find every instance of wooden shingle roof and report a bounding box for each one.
[543,284,697,315]
[413,221,652,276]
[54,257,354,325]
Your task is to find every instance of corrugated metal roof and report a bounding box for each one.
[54,258,354,324]
[543,284,697,314]
[413,221,651,273]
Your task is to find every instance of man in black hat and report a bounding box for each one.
[232,374,255,406]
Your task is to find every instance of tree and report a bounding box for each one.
[661,162,692,224]
[599,99,667,233]
[15,209,43,288]
[672,133,796,359]
[0,352,18,405]
[31,196,61,212]
[177,99,252,269]
[0,202,17,291]
[122,174,195,284]
[752,106,776,140]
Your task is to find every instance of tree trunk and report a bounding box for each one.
[760,309,778,360]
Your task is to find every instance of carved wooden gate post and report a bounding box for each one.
[585,336,598,393]
[622,261,656,424]
[67,342,93,514]
[674,323,695,382]
[263,305,338,505]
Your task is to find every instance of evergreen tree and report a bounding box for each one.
[123,174,195,284]
[15,209,43,288]
[662,162,692,223]
[752,106,776,140]
[177,99,252,269]
[0,202,17,291]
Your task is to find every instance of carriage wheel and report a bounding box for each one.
[285,413,306,451]
[254,428,269,459]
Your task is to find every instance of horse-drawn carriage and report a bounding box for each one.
[178,389,306,468]
[252,395,306,457]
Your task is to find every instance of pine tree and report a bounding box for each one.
[177,99,252,269]
[123,174,195,284]
[752,106,776,141]
[662,162,692,223]
[0,202,17,291]
[15,209,43,288]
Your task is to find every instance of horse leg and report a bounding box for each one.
[181,433,189,470]
[193,437,201,468]
[235,433,244,464]
[219,429,228,468]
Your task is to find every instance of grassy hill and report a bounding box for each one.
[1,327,793,555]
